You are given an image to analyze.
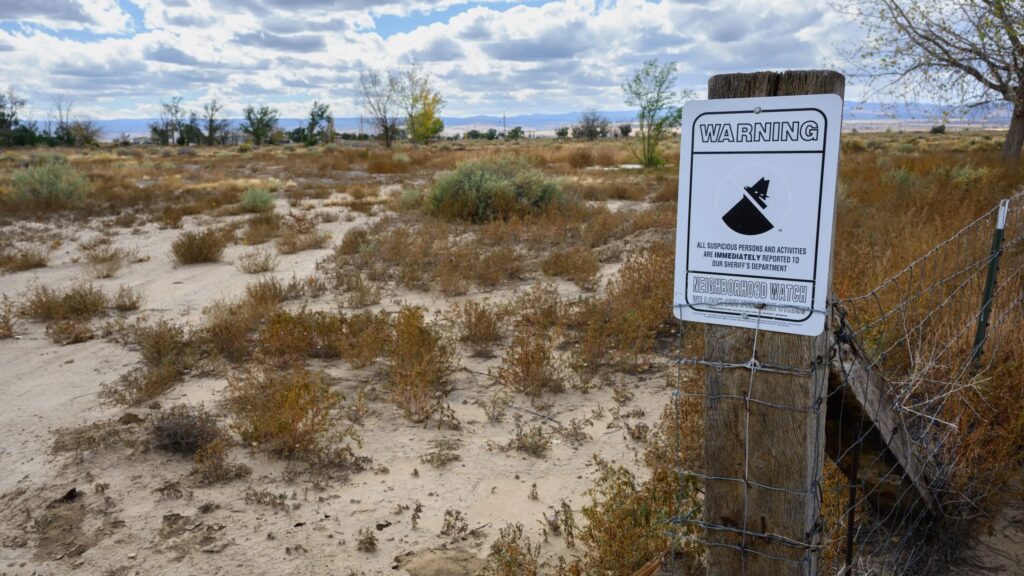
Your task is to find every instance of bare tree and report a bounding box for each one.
[202,98,229,145]
[840,0,1024,159]
[51,97,101,146]
[358,69,401,147]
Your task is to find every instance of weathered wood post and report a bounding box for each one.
[701,71,844,576]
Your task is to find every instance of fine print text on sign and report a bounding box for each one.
[673,94,843,336]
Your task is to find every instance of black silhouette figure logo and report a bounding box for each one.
[722,177,773,235]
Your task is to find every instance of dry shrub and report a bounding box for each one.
[150,404,222,454]
[571,242,673,372]
[226,365,364,469]
[111,285,143,312]
[0,295,17,338]
[193,437,252,484]
[0,247,48,272]
[420,437,462,468]
[245,275,302,307]
[356,527,378,552]
[84,245,128,278]
[541,247,600,291]
[45,319,94,345]
[495,328,564,397]
[339,310,391,368]
[576,401,704,575]
[242,212,281,245]
[480,522,542,576]
[336,227,369,256]
[568,147,595,169]
[237,247,278,273]
[507,414,551,457]
[101,319,195,405]
[22,282,108,321]
[508,283,564,331]
[453,299,504,357]
[171,228,227,264]
[384,307,458,422]
[367,152,412,174]
[257,308,346,364]
[201,296,277,363]
[8,154,90,210]
[276,213,330,254]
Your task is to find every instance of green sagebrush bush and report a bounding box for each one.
[9,154,90,209]
[427,156,562,223]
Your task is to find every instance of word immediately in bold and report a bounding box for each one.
[698,120,820,144]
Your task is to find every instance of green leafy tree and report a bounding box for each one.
[507,126,524,140]
[240,105,280,146]
[397,66,446,144]
[573,110,610,140]
[622,59,690,167]
[555,126,569,139]
[840,0,1024,159]
[306,100,332,145]
[0,88,27,147]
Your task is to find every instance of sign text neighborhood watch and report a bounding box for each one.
[673,94,843,336]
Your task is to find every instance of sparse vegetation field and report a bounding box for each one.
[0,131,1021,575]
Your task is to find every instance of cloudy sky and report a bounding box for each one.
[0,0,861,119]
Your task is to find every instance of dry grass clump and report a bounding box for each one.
[452,299,505,357]
[171,228,228,264]
[193,437,252,484]
[427,156,564,223]
[0,296,17,338]
[83,245,136,278]
[245,275,303,307]
[568,147,595,169]
[0,247,48,272]
[507,414,551,457]
[45,319,95,345]
[22,282,108,321]
[226,365,365,471]
[420,437,462,468]
[356,527,378,552]
[480,522,542,576]
[494,329,564,397]
[150,404,222,454]
[275,213,329,254]
[237,247,278,273]
[101,318,196,405]
[111,285,143,312]
[242,212,281,245]
[384,307,458,422]
[339,310,391,368]
[257,308,347,364]
[541,247,600,290]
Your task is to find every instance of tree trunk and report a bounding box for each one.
[1002,103,1024,161]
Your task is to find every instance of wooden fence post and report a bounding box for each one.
[702,70,844,576]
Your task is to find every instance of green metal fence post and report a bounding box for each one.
[970,198,1010,367]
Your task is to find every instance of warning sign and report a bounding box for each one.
[673,94,843,336]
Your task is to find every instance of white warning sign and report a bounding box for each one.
[673,94,843,336]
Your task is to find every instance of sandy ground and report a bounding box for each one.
[0,197,674,576]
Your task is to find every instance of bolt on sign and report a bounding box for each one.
[673,94,843,336]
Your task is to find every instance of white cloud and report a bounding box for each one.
[0,0,856,118]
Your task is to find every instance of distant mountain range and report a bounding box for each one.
[81,101,1013,139]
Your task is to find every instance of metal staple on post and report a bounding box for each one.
[970,198,1010,366]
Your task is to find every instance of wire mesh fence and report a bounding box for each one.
[668,190,1024,575]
